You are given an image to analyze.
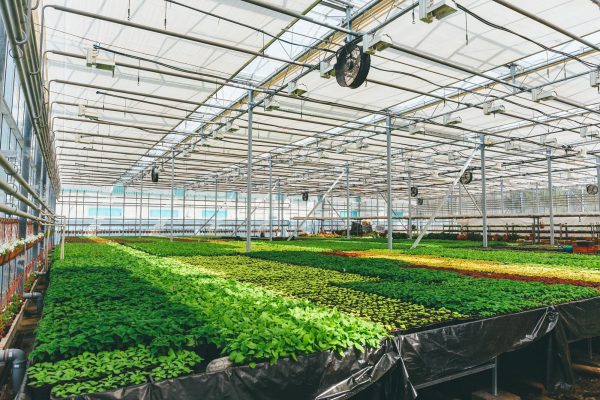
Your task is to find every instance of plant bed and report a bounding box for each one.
[27,241,386,398]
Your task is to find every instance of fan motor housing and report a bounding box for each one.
[335,41,371,89]
[587,184,599,195]
[410,186,419,197]
[301,191,309,201]
[460,170,473,185]
[151,166,159,183]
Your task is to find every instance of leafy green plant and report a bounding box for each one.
[178,255,462,332]
[249,251,599,318]
[30,241,386,397]
[28,345,201,394]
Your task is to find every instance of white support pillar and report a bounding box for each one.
[170,150,175,241]
[345,163,350,239]
[596,156,600,212]
[407,167,413,238]
[234,191,238,237]
[386,115,393,250]
[246,90,254,254]
[268,156,273,240]
[139,172,144,237]
[500,178,504,214]
[214,178,218,235]
[480,133,488,248]
[547,147,555,245]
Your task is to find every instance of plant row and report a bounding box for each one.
[248,251,599,317]
[347,251,600,285]
[31,242,386,396]
[177,255,463,332]
[28,346,201,398]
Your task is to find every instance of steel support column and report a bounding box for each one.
[386,115,393,250]
[246,90,254,254]
[345,163,350,239]
[500,179,505,214]
[547,147,555,245]
[214,178,218,235]
[268,156,273,240]
[596,156,600,212]
[138,172,144,237]
[480,134,488,248]
[170,150,174,241]
[407,166,413,238]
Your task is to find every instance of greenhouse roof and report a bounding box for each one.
[41,0,600,198]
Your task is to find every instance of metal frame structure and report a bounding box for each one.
[0,0,594,250]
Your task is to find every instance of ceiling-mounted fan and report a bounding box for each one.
[335,39,371,89]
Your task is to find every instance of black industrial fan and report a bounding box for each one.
[302,191,309,201]
[459,170,473,185]
[587,184,599,195]
[335,40,370,89]
[410,186,418,197]
[417,197,424,206]
[151,166,159,183]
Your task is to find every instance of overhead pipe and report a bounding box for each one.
[49,70,596,168]
[41,5,313,69]
[491,0,600,53]
[0,0,60,191]
[0,202,44,222]
[239,0,360,36]
[0,152,51,213]
[45,3,596,191]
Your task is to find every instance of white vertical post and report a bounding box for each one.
[480,133,488,248]
[547,147,555,245]
[345,163,350,239]
[268,156,273,240]
[458,184,462,214]
[407,167,413,238]
[234,192,238,237]
[139,172,144,237]
[246,90,253,254]
[170,150,175,241]
[596,156,600,212]
[214,178,218,235]
[386,115,393,250]
[500,178,504,214]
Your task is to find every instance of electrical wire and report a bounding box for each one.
[453,1,600,70]
[165,0,338,54]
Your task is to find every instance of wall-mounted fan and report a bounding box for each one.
[417,197,424,206]
[587,184,599,195]
[151,166,159,183]
[459,170,473,185]
[335,40,370,89]
[302,191,309,201]
[410,186,418,197]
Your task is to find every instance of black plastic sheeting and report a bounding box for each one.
[68,297,600,400]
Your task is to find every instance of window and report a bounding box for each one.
[150,208,179,218]
[89,207,123,217]
[200,209,227,219]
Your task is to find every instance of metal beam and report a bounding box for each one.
[170,150,174,241]
[246,90,254,254]
[288,170,345,240]
[411,146,479,249]
[547,147,555,245]
[386,115,393,250]
[481,133,488,248]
